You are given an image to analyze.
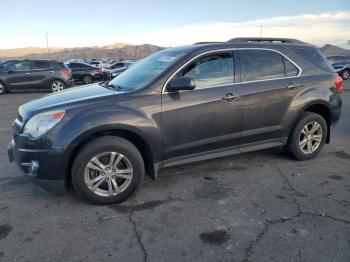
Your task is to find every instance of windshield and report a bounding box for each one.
[107,49,188,91]
[0,60,17,69]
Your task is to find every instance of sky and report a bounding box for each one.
[1,0,350,49]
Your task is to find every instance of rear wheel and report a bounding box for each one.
[341,69,349,80]
[72,136,145,204]
[285,112,327,161]
[50,80,66,92]
[82,74,93,84]
[0,81,7,95]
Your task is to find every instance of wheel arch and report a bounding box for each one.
[50,78,67,88]
[65,127,158,187]
[290,101,332,144]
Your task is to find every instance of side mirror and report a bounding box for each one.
[167,76,196,92]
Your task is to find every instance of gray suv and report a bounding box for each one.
[8,38,343,204]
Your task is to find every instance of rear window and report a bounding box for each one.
[292,47,335,72]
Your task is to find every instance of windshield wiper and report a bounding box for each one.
[100,82,122,91]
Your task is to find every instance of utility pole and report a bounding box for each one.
[46,32,50,56]
[259,24,263,38]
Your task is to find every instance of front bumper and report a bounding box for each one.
[7,139,67,194]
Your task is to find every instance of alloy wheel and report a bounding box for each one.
[51,81,65,92]
[83,75,93,84]
[299,122,323,154]
[342,70,349,80]
[84,152,133,197]
[0,83,4,94]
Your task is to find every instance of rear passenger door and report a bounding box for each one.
[31,61,55,90]
[238,49,301,147]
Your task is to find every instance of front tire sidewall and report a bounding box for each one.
[72,137,145,204]
[287,112,327,161]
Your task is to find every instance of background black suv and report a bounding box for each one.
[326,55,350,80]
[0,59,73,95]
[8,38,343,204]
[66,62,109,84]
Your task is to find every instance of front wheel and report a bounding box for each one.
[285,112,327,161]
[0,81,7,95]
[72,136,145,204]
[341,69,349,80]
[50,80,66,92]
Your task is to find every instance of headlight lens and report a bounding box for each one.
[23,110,65,138]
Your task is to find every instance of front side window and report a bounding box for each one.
[9,61,31,72]
[179,52,234,89]
[240,50,286,82]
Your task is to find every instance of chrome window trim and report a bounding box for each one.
[161,47,302,93]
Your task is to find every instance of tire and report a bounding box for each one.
[0,81,7,95]
[50,79,66,93]
[285,112,327,161]
[72,136,145,204]
[341,69,349,80]
[82,74,93,85]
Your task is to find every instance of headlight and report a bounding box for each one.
[23,110,65,138]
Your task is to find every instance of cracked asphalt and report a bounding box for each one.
[0,83,350,262]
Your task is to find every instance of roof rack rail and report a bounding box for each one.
[193,41,224,45]
[227,37,303,44]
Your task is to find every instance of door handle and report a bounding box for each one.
[223,93,239,101]
[287,82,302,89]
[25,72,31,75]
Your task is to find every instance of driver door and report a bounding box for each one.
[161,51,243,164]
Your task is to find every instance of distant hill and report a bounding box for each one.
[319,44,350,56]
[0,47,64,58]
[1,42,349,61]
[0,43,163,60]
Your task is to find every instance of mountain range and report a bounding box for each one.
[0,43,349,61]
[0,43,163,61]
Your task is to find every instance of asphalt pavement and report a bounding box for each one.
[0,83,349,262]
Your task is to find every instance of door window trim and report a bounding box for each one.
[162,48,302,93]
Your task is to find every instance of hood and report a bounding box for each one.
[19,83,123,121]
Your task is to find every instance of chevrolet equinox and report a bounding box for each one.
[8,38,343,204]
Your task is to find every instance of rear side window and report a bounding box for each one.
[240,49,300,81]
[284,58,299,77]
[33,61,53,69]
[52,62,66,69]
[293,47,335,72]
[179,52,234,89]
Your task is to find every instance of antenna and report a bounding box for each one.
[259,24,263,38]
[46,32,50,56]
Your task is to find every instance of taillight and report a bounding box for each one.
[334,75,343,94]
[60,68,70,76]
[95,68,103,73]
